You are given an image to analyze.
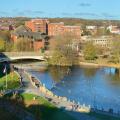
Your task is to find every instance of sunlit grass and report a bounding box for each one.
[0,72,20,90]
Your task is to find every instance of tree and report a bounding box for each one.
[5,41,14,52]
[0,38,5,52]
[111,36,120,63]
[0,31,11,41]
[13,38,33,52]
[83,42,97,60]
[49,32,79,66]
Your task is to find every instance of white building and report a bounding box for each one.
[86,26,97,30]
[81,36,112,48]
[107,25,120,34]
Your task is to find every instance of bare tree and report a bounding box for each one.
[49,32,79,66]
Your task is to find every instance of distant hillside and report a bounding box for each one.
[48,18,120,27]
[1,17,120,27]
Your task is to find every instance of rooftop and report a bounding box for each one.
[12,25,48,40]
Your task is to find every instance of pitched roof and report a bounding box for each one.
[14,25,32,33]
[12,25,48,40]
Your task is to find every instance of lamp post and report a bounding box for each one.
[5,67,7,89]
[3,64,7,89]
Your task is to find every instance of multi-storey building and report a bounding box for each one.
[63,25,81,36]
[25,19,82,37]
[48,22,81,37]
[48,22,64,36]
[11,25,49,51]
[25,19,49,34]
[81,36,112,48]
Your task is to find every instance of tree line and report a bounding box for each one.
[48,33,120,66]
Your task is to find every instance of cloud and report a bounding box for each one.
[101,13,118,19]
[78,3,91,7]
[0,11,9,15]
[13,10,45,16]
[74,12,99,17]
[33,11,44,14]
[61,12,73,16]
[24,10,44,14]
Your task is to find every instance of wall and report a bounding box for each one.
[33,40,44,51]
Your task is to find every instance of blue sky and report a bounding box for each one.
[0,0,120,20]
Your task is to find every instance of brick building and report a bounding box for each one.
[63,26,81,36]
[25,19,49,34]
[11,25,49,51]
[25,19,82,37]
[48,22,64,36]
[48,22,81,36]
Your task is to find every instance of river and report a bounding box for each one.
[14,61,120,113]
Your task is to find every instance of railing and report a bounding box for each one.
[3,52,44,57]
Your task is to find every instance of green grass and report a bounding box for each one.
[21,93,76,120]
[0,72,20,90]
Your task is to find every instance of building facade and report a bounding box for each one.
[107,25,120,34]
[48,22,64,36]
[25,19,49,34]
[25,19,82,37]
[48,22,81,36]
[11,25,49,51]
[81,36,112,48]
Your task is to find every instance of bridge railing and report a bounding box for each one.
[2,52,44,57]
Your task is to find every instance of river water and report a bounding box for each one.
[22,63,120,112]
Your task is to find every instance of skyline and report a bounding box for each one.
[0,0,120,20]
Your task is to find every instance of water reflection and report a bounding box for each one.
[48,66,70,83]
[104,68,120,86]
[83,67,98,78]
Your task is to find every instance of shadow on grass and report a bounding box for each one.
[1,90,120,120]
[2,92,75,120]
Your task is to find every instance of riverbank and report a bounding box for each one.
[79,62,120,68]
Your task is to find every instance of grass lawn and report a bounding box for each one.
[0,72,20,90]
[0,62,20,90]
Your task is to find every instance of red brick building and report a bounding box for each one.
[63,26,81,36]
[48,22,81,37]
[25,19,82,37]
[25,19,49,34]
[11,25,49,51]
[48,22,64,36]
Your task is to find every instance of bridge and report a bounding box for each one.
[0,52,46,62]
